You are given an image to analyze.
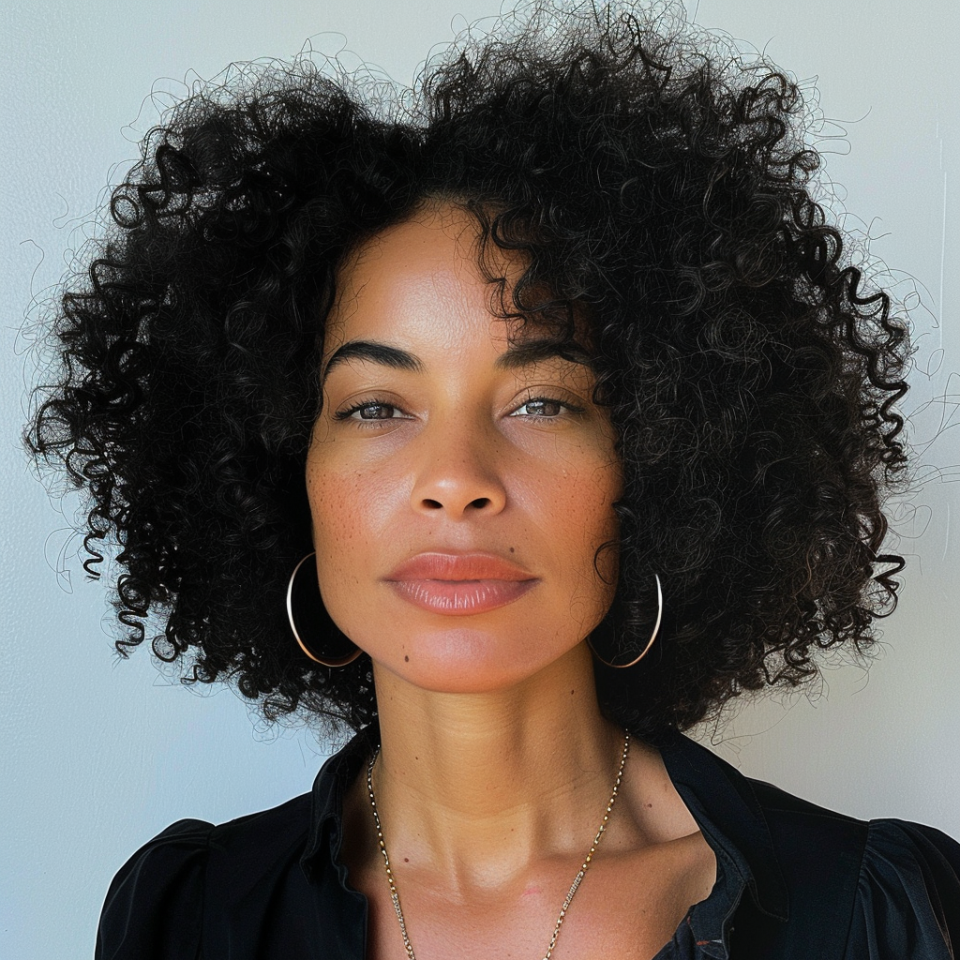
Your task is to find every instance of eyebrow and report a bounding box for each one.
[320,337,593,385]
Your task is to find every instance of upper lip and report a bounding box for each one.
[385,552,536,582]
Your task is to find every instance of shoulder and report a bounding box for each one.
[849,817,960,959]
[95,818,214,960]
[659,733,960,958]
[95,794,312,960]
[749,777,960,957]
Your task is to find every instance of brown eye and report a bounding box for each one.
[334,401,403,422]
[529,400,561,417]
[356,403,396,420]
[513,398,566,418]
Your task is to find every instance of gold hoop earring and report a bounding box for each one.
[286,552,362,667]
[588,573,662,669]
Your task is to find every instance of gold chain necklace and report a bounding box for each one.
[365,731,630,960]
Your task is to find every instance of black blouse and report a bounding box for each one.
[95,727,960,959]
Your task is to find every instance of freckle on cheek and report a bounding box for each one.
[404,655,410,662]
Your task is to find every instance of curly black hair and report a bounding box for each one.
[26,0,912,738]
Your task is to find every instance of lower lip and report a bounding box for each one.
[386,579,538,615]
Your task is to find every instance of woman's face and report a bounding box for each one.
[306,203,622,693]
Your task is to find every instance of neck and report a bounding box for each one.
[362,643,626,892]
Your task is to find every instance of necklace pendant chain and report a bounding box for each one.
[366,730,631,960]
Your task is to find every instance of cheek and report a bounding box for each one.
[530,451,621,607]
[307,465,350,555]
[305,453,397,603]
[565,473,620,577]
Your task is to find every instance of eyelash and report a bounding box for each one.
[333,395,584,424]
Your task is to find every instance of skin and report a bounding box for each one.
[306,202,716,960]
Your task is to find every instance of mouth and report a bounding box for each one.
[383,552,539,616]
[386,578,538,615]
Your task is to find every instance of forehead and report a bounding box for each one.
[325,204,525,351]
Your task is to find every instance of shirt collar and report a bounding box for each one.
[302,723,378,884]
[657,729,789,922]
[300,723,789,925]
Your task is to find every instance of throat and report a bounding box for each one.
[361,658,629,887]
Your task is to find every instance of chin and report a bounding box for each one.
[373,626,570,695]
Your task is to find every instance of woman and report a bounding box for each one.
[26,1,960,957]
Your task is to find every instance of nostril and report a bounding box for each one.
[419,496,491,510]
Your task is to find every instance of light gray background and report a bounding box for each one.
[2,1,958,957]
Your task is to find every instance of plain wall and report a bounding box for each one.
[2,1,957,957]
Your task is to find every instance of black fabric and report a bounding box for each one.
[95,728,960,959]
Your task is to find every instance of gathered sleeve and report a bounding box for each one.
[95,818,214,960]
[845,818,960,959]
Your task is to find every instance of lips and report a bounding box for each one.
[384,552,539,615]
[387,552,533,581]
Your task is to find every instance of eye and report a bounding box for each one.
[334,401,407,422]
[510,397,582,419]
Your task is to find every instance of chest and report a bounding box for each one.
[353,835,717,960]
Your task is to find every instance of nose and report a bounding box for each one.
[410,418,507,518]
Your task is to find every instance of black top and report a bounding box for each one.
[95,727,960,959]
